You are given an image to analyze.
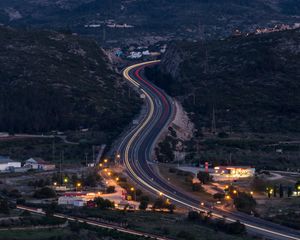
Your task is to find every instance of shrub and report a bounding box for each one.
[233,192,256,214]
[139,201,148,210]
[106,186,115,194]
[33,187,56,199]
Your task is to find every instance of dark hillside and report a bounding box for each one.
[147,29,300,133]
[0,26,141,137]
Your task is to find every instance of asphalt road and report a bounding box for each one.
[121,61,300,240]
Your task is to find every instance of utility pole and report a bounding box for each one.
[52,139,55,162]
[211,105,217,134]
[60,151,64,186]
[85,152,88,167]
[92,145,95,165]
[102,26,106,43]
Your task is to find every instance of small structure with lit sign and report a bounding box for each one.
[212,166,255,181]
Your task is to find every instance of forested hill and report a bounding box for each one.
[0,26,141,135]
[0,0,299,43]
[146,29,300,133]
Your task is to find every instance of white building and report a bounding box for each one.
[24,158,55,171]
[0,156,21,172]
[211,166,255,181]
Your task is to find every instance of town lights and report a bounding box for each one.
[115,177,119,181]
[130,187,135,192]
[269,189,273,194]
[53,182,57,186]
[99,163,103,167]
[64,178,68,183]
[104,168,108,172]
[200,202,205,206]
[250,191,254,195]
[104,159,108,163]
[77,182,81,187]
[116,154,121,158]
[225,195,230,200]
[159,192,163,196]
[233,190,237,194]
[108,172,111,176]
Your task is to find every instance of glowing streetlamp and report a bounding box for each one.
[76,182,82,191]
[130,187,136,201]
[104,159,108,163]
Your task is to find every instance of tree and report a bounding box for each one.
[192,183,203,192]
[0,199,10,215]
[84,171,101,187]
[213,193,225,200]
[273,185,277,197]
[94,197,114,210]
[106,186,115,194]
[226,220,246,235]
[295,181,300,194]
[188,211,200,221]
[152,198,164,210]
[45,202,57,217]
[139,200,148,210]
[166,203,176,213]
[287,186,293,197]
[197,171,211,184]
[33,187,56,199]
[279,184,284,198]
[8,189,22,198]
[233,192,256,214]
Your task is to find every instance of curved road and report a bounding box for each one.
[120,61,300,240]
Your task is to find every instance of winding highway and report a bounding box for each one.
[120,61,300,240]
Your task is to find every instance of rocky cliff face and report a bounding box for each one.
[154,29,300,133]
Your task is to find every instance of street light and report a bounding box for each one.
[64,177,68,184]
[104,159,108,163]
[53,182,57,186]
[108,172,111,176]
[159,192,163,196]
[233,190,237,194]
[115,177,119,181]
[99,163,103,167]
[130,187,136,201]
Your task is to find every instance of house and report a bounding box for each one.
[0,156,21,172]
[24,158,56,171]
